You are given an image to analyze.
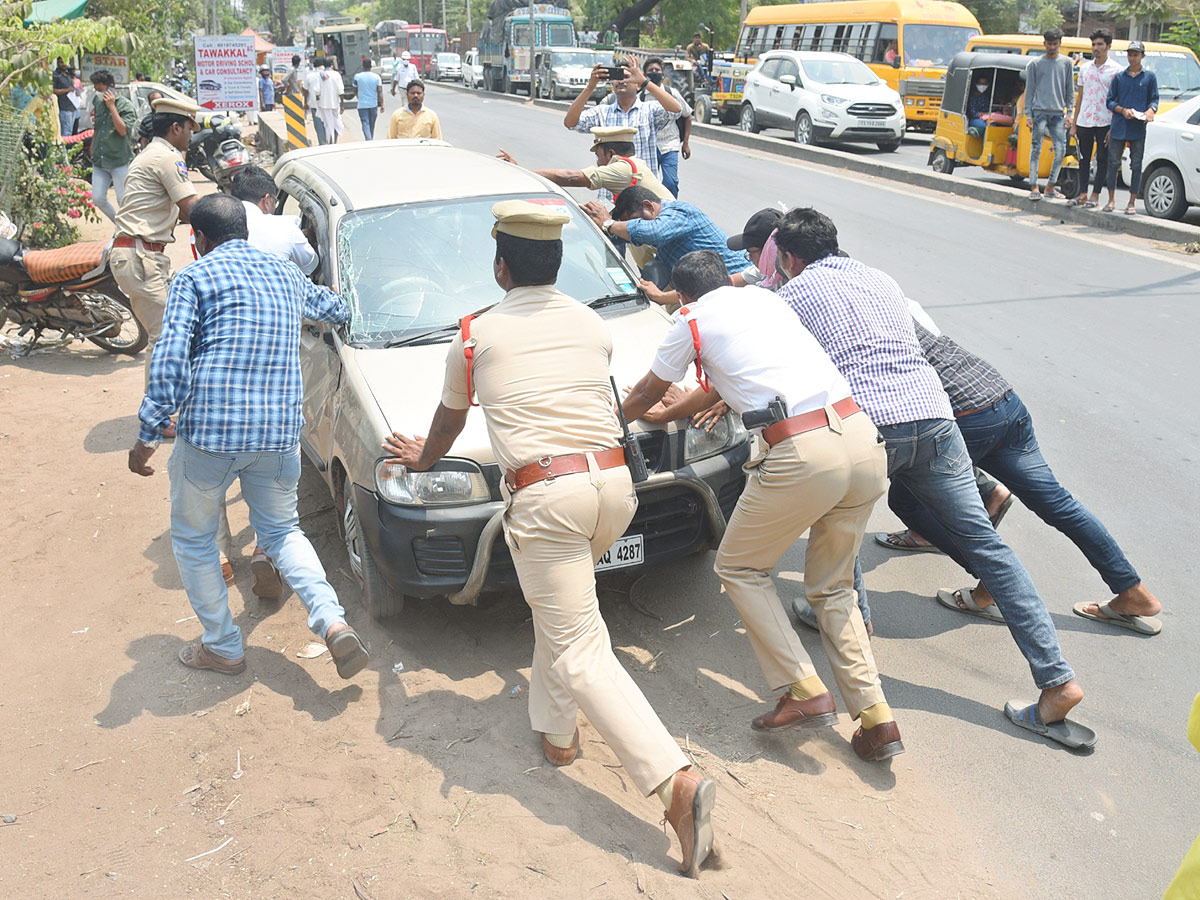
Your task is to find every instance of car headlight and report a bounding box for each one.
[374,458,490,506]
[820,94,848,106]
[684,414,749,464]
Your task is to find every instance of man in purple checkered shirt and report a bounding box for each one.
[774,207,1093,751]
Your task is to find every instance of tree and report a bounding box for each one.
[1030,0,1064,31]
[0,0,134,94]
[959,0,1020,33]
[87,0,204,78]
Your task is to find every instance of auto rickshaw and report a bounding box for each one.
[928,52,1080,197]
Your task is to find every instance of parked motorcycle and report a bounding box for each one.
[186,111,250,192]
[0,237,147,356]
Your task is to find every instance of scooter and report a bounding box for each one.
[0,237,147,356]
[186,111,250,192]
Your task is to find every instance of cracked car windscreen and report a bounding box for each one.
[336,194,638,344]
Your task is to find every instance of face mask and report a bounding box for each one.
[647,71,664,85]
[975,84,988,92]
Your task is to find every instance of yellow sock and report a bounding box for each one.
[860,702,894,730]
[544,731,575,749]
[654,773,676,809]
[789,675,827,701]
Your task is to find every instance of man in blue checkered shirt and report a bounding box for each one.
[774,207,1094,753]
[128,194,369,682]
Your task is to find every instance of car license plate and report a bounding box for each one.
[856,118,882,128]
[595,534,644,571]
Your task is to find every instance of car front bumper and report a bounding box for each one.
[813,108,905,142]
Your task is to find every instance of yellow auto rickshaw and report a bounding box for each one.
[928,52,1080,197]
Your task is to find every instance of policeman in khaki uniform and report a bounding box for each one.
[110,97,200,391]
[383,201,717,877]
[623,250,904,764]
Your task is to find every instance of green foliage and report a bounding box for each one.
[0,0,135,94]
[87,0,204,78]
[1103,0,1179,24]
[1163,15,1200,56]
[1030,0,1064,31]
[7,109,99,247]
[958,0,1020,33]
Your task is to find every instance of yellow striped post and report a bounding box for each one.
[281,92,309,151]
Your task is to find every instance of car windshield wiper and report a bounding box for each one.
[383,322,460,348]
[587,292,642,309]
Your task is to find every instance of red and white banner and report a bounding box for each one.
[194,35,258,110]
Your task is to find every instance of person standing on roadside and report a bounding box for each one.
[352,59,384,139]
[128,194,369,682]
[1069,29,1120,209]
[390,50,419,96]
[258,66,276,113]
[1023,27,1074,201]
[387,80,441,139]
[641,58,692,197]
[383,201,717,877]
[315,57,345,144]
[622,251,903,764]
[1106,40,1159,215]
[303,60,326,144]
[283,54,303,96]
[87,70,137,223]
[52,57,75,137]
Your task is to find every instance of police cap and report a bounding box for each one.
[590,125,638,148]
[491,200,570,241]
[151,96,201,124]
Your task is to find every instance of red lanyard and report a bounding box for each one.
[612,156,640,199]
[678,306,710,392]
[459,314,480,407]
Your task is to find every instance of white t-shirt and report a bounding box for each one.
[303,69,321,108]
[242,201,319,275]
[316,70,344,109]
[651,284,852,419]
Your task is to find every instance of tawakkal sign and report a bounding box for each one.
[194,35,258,110]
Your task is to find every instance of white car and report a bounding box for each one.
[1137,93,1200,219]
[462,49,484,89]
[271,141,751,618]
[739,50,906,151]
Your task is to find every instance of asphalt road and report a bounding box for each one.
[380,84,1200,899]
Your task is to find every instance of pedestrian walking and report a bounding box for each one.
[1023,27,1074,201]
[110,97,200,393]
[258,66,275,112]
[564,55,681,180]
[1069,29,1120,209]
[623,251,903,763]
[1105,40,1159,215]
[774,207,1094,751]
[315,58,345,144]
[283,54,303,96]
[87,69,137,223]
[352,59,384,139]
[642,58,692,196]
[390,50,419,96]
[127,193,369,681]
[386,80,441,139]
[382,201,717,877]
[52,57,75,138]
[303,60,327,144]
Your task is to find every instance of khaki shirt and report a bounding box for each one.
[387,106,442,140]
[580,156,671,201]
[113,137,197,243]
[440,284,623,474]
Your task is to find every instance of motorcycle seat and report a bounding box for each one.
[21,241,108,284]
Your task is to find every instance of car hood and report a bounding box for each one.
[347,303,676,465]
[814,82,902,103]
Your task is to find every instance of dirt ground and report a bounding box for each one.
[0,180,1020,900]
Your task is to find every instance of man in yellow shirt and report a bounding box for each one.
[386,79,442,139]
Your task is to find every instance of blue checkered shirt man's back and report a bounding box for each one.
[778,255,952,426]
[138,239,350,451]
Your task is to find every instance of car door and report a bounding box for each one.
[774,57,803,126]
[1177,104,1200,201]
[751,58,783,122]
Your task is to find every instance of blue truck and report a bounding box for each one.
[479,1,576,94]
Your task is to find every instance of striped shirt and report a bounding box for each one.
[778,255,952,426]
[913,321,1011,416]
[138,239,349,450]
[574,95,673,180]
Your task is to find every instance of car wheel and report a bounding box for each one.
[794,110,813,145]
[1143,164,1188,220]
[693,94,712,125]
[339,482,405,619]
[930,148,955,174]
[739,103,760,134]
[1055,168,1080,203]
[876,138,902,152]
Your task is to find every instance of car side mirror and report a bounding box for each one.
[892,57,901,68]
[780,74,796,88]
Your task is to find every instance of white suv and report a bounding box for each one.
[739,50,905,152]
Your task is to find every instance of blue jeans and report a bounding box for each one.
[880,418,1073,690]
[90,163,129,222]
[59,108,75,138]
[657,149,680,197]
[168,439,346,660]
[891,393,1140,596]
[1029,113,1066,188]
[357,105,378,139]
[310,109,326,144]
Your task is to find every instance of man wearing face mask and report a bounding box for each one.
[968,74,992,132]
[605,58,692,197]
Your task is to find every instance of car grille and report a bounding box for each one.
[413,535,469,578]
[899,77,945,97]
[847,102,897,118]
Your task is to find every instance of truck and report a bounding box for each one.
[479,1,576,94]
[309,15,371,95]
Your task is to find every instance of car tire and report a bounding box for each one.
[930,148,955,174]
[1055,168,1080,203]
[1143,164,1188,220]
[693,94,712,125]
[794,110,813,145]
[739,103,760,134]
[339,482,405,620]
[876,138,902,152]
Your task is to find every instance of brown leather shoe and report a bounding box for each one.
[751,690,837,732]
[541,728,580,766]
[221,560,234,586]
[325,623,369,679]
[851,721,905,762]
[178,638,245,675]
[664,767,716,877]
[250,546,284,600]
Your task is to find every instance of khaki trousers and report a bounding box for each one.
[109,245,171,387]
[714,409,888,719]
[504,457,687,796]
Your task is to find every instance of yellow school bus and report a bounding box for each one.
[731,0,983,130]
[965,34,1200,111]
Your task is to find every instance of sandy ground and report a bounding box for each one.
[0,171,1021,900]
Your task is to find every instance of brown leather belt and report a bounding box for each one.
[955,390,1011,419]
[505,447,627,492]
[112,236,167,253]
[762,397,862,447]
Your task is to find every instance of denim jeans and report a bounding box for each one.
[58,108,75,138]
[880,418,1073,690]
[168,439,346,660]
[357,105,378,139]
[1029,113,1066,188]
[310,108,326,144]
[891,393,1140,596]
[1108,137,1145,194]
[657,149,680,197]
[91,163,129,222]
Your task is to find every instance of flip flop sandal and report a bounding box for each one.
[326,625,370,679]
[178,638,246,675]
[936,587,1006,623]
[1005,700,1097,750]
[1072,600,1162,635]
[1084,200,1098,208]
[1028,190,1043,201]
[1102,203,1115,212]
[875,530,943,553]
[1045,190,1067,200]
[1124,207,1137,215]
[989,493,1016,529]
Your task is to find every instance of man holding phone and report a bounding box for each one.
[563,55,681,182]
[88,69,137,223]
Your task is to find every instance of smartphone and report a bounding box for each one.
[607,66,627,82]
